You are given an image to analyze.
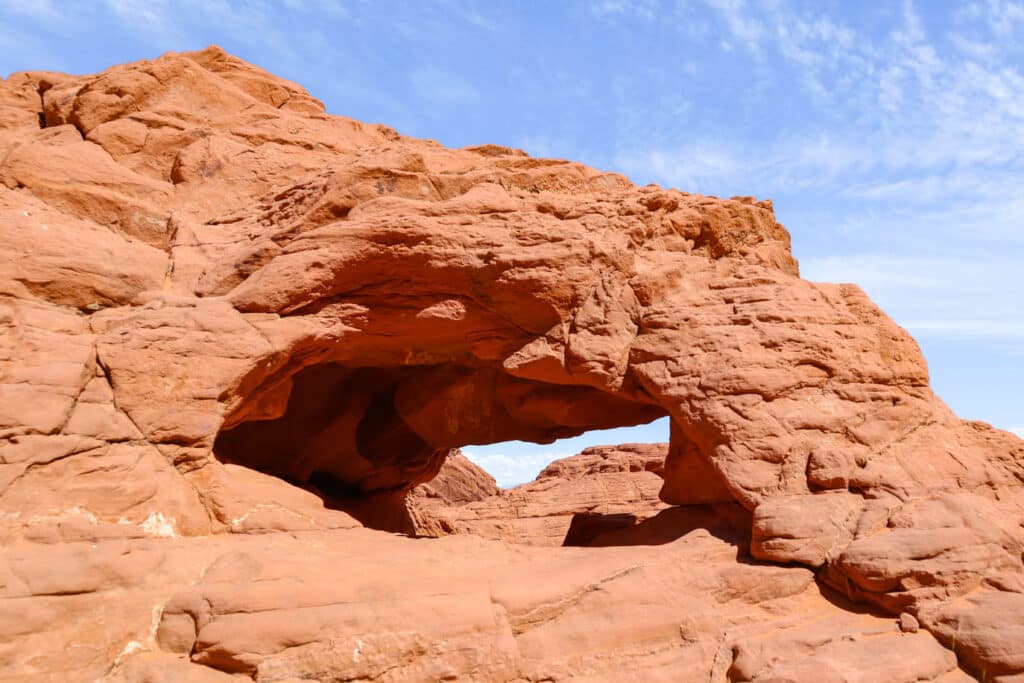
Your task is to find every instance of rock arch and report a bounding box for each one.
[2,47,1022,679]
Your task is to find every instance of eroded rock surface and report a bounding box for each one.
[1,47,1021,681]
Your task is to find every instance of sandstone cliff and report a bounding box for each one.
[1,47,1021,681]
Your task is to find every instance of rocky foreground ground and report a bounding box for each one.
[1,47,1022,681]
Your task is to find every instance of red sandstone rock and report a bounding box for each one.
[412,450,499,504]
[0,47,1020,680]
[411,444,670,545]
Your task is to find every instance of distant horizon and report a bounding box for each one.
[2,0,1020,487]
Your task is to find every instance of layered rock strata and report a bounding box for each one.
[1,47,1021,680]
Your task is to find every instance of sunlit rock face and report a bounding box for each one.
[0,47,1021,681]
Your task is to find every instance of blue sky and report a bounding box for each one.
[2,0,1021,486]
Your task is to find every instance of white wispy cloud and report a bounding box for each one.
[591,0,660,20]
[611,1,1024,349]
[963,0,1024,37]
[0,0,60,20]
[706,0,765,55]
[624,3,1024,185]
[801,253,1024,341]
[103,0,170,28]
[409,65,478,103]
[1010,427,1024,438]
[460,450,573,488]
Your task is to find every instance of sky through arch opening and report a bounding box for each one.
[461,416,671,488]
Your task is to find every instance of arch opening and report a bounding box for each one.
[213,358,675,532]
[460,417,671,489]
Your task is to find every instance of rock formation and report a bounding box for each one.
[411,444,671,545]
[1,46,1021,681]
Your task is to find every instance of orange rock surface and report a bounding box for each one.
[1,47,1021,681]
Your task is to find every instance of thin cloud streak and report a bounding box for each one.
[460,451,573,489]
[618,0,1024,192]
[802,253,1024,341]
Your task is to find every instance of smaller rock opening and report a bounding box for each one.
[411,418,751,550]
[459,417,671,489]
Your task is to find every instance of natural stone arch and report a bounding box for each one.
[3,47,1023,679]
[205,200,917,518]
[90,160,1023,610]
